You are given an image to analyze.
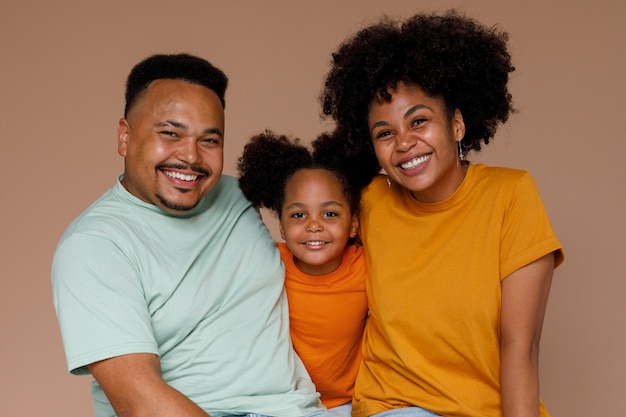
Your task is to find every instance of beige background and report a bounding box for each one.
[1,0,624,416]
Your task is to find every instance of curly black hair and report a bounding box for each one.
[124,53,228,117]
[321,10,515,180]
[237,130,376,220]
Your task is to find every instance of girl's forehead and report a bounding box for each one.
[287,168,341,187]
[285,169,345,197]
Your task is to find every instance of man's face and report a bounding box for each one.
[118,79,225,214]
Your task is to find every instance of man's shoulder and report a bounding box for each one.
[218,174,238,185]
[62,185,121,232]
[208,175,244,199]
[201,174,253,211]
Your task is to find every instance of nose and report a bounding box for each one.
[395,131,417,152]
[306,218,322,233]
[178,139,202,164]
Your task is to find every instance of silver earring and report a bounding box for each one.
[386,176,392,188]
[457,141,466,167]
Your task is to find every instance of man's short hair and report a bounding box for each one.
[124,53,228,117]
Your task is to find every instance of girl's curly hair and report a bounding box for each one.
[321,10,515,180]
[237,129,377,219]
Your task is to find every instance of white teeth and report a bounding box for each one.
[305,241,326,246]
[164,171,198,181]
[400,154,431,170]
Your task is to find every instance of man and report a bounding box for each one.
[52,53,324,417]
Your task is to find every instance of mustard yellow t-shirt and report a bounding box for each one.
[353,164,564,417]
[279,243,369,408]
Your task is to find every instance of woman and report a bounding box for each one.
[320,10,564,417]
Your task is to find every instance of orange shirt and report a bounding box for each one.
[353,164,564,417]
[278,243,368,408]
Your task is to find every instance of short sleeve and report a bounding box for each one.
[500,172,564,279]
[52,233,158,375]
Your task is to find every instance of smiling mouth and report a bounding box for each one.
[163,170,201,182]
[400,154,432,170]
[304,240,328,246]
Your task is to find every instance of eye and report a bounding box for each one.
[289,212,305,219]
[411,117,427,127]
[159,130,178,138]
[322,211,338,218]
[201,137,222,146]
[373,130,393,141]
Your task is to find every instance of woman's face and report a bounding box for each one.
[367,82,466,203]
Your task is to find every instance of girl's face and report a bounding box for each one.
[367,82,466,203]
[279,168,358,276]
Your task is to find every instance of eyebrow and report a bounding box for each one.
[158,120,224,137]
[370,104,434,132]
[403,104,433,119]
[284,201,345,211]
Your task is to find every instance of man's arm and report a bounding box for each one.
[88,353,211,417]
[500,253,554,417]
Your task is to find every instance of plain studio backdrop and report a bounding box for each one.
[1,1,624,416]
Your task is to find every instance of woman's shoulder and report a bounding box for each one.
[362,175,396,200]
[472,163,528,177]
[469,164,545,207]
[364,174,389,190]
[470,163,534,188]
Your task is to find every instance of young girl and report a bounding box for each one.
[237,130,373,416]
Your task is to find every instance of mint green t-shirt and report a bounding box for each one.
[52,175,322,417]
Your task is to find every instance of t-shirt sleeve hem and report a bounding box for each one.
[501,236,564,280]
[68,343,160,375]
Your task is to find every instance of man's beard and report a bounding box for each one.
[157,191,199,212]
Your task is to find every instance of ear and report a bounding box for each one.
[452,109,466,143]
[349,214,359,238]
[118,118,130,157]
[279,222,286,241]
